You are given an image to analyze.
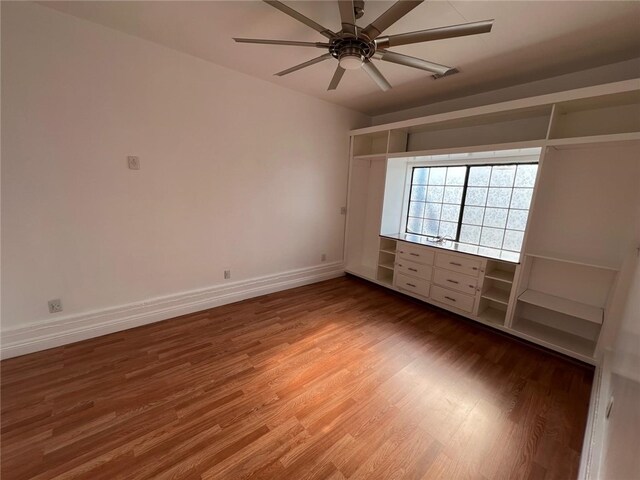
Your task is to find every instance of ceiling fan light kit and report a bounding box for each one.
[233,0,494,91]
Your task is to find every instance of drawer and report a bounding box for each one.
[396,242,435,265]
[395,273,430,298]
[435,252,482,277]
[395,259,432,281]
[433,268,478,295]
[430,285,475,313]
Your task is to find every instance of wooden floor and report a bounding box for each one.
[1,276,593,480]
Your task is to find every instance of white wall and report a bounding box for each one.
[0,2,369,354]
[372,57,640,125]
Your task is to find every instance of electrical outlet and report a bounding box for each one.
[224,270,231,280]
[48,299,63,313]
[340,206,347,215]
[321,253,327,262]
[127,155,140,170]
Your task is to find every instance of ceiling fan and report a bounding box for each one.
[234,0,493,91]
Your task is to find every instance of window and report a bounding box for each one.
[406,163,538,252]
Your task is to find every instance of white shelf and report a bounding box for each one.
[525,251,620,271]
[546,132,640,148]
[477,307,506,326]
[481,288,510,305]
[518,289,603,325]
[512,317,596,359]
[484,270,514,283]
[378,262,394,271]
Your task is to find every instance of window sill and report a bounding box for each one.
[381,233,521,264]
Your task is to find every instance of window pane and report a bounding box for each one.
[439,221,458,238]
[503,230,524,251]
[462,206,484,225]
[459,224,481,244]
[468,166,491,186]
[506,209,528,231]
[514,164,538,187]
[466,187,488,206]
[426,186,444,203]
[483,208,508,228]
[410,186,426,201]
[409,201,425,217]
[413,168,429,185]
[424,203,442,220]
[441,204,460,222]
[486,188,511,207]
[443,186,463,204]
[428,167,447,185]
[510,188,533,209]
[446,167,466,185]
[480,227,504,248]
[422,219,439,236]
[490,165,516,187]
[407,217,422,233]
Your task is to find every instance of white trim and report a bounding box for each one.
[1,262,345,359]
[579,350,608,480]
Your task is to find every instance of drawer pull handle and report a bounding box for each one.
[410,253,420,257]
[446,279,459,284]
[472,267,478,270]
[469,285,475,289]
[444,296,456,302]
[408,268,418,272]
[406,283,417,288]
[449,261,462,266]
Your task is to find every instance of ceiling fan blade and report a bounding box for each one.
[374,50,453,76]
[375,20,494,48]
[234,38,330,48]
[362,1,423,40]
[338,1,356,36]
[362,60,391,91]
[276,53,333,76]
[263,0,336,39]
[328,65,346,90]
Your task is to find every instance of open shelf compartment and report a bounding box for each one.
[518,289,603,325]
[352,132,389,156]
[548,90,640,140]
[477,298,507,326]
[512,300,601,359]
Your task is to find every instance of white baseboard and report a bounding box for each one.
[1,262,345,359]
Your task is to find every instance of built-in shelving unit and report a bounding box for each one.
[377,238,397,286]
[344,78,640,364]
[477,260,517,327]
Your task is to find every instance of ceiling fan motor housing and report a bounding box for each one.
[330,36,375,69]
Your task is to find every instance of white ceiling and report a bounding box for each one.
[42,1,640,116]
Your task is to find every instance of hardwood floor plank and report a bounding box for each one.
[1,276,592,479]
